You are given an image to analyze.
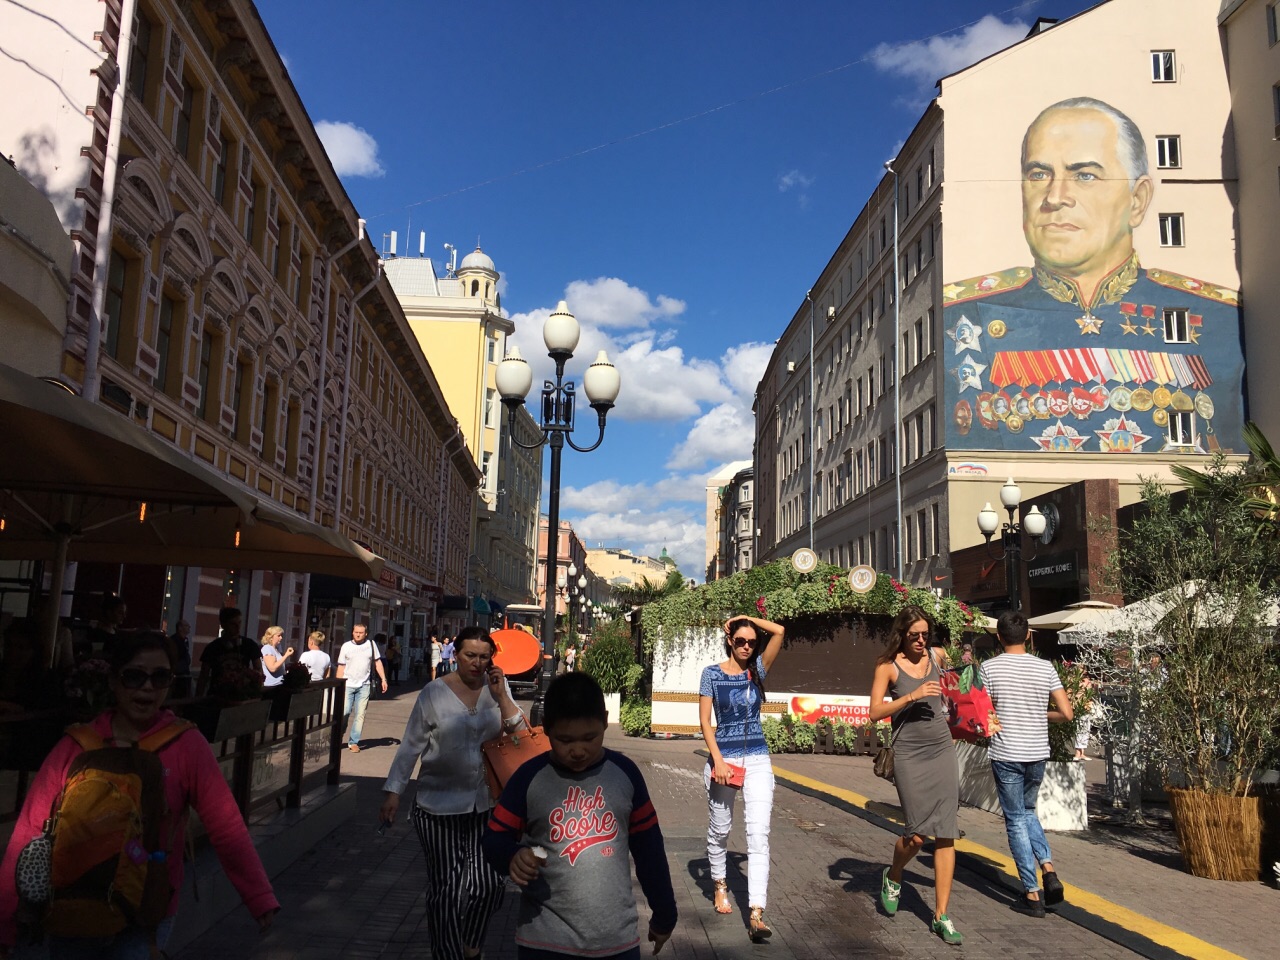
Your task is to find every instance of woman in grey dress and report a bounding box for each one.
[868,605,963,946]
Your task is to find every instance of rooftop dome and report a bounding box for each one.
[459,246,496,273]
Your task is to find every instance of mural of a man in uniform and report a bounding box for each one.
[943,96,1243,455]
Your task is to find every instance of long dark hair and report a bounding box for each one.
[876,605,935,666]
[725,617,767,700]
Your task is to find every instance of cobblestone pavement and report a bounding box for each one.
[172,689,1164,960]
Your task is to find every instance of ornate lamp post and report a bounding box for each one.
[497,301,620,724]
[976,478,1048,613]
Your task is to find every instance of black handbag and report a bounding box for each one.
[874,699,918,783]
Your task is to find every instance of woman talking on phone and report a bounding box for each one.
[698,614,785,943]
[380,626,524,960]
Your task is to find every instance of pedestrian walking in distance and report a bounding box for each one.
[380,627,523,960]
[868,605,964,945]
[483,672,677,959]
[698,614,786,942]
[336,623,386,752]
[981,610,1074,918]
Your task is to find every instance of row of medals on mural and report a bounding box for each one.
[956,381,1215,436]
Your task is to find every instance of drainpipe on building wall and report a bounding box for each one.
[330,260,383,534]
[805,290,815,552]
[81,0,139,401]
[886,159,904,582]
[298,220,365,633]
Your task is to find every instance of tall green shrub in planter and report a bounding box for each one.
[1074,453,1280,880]
[580,617,637,695]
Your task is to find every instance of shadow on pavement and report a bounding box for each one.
[685,851,753,924]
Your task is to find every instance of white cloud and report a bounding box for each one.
[315,120,386,178]
[666,402,755,470]
[778,169,814,193]
[870,15,1029,88]
[560,474,707,514]
[570,508,708,581]
[563,277,685,330]
[507,279,726,423]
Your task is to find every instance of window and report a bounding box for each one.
[487,336,497,362]
[174,78,195,158]
[1155,135,1181,169]
[916,166,923,202]
[918,511,929,559]
[1269,2,1278,46]
[154,294,176,390]
[127,14,153,102]
[1274,83,1280,128]
[232,359,249,441]
[260,379,279,459]
[880,217,887,250]
[196,331,215,420]
[914,318,924,366]
[1159,213,1185,247]
[213,133,231,206]
[1168,411,1196,446]
[244,178,260,245]
[104,250,128,359]
[1162,308,1190,343]
[1151,50,1176,83]
[927,147,935,187]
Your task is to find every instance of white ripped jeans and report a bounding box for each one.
[705,754,775,908]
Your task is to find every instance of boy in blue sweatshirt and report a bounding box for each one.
[483,673,677,960]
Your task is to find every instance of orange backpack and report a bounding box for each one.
[40,720,193,938]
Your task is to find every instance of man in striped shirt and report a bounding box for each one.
[980,611,1074,918]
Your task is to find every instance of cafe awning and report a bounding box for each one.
[0,361,383,579]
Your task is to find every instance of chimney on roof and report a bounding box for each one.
[1027,17,1059,37]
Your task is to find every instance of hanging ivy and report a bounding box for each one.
[639,559,979,660]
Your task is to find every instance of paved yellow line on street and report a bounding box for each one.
[771,763,1246,960]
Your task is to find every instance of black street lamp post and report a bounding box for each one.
[496,301,620,725]
[977,478,1048,613]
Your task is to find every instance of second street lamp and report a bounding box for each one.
[976,477,1048,613]
[497,300,620,725]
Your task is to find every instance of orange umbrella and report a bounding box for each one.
[490,628,542,675]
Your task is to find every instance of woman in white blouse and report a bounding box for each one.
[380,626,524,960]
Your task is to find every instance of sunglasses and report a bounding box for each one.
[906,630,931,640]
[119,667,175,690]
[731,637,756,647]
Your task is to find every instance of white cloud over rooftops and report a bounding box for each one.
[870,15,1029,89]
[315,120,386,178]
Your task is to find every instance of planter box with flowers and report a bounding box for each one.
[183,662,269,741]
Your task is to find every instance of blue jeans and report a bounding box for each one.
[991,760,1051,893]
[345,680,372,747]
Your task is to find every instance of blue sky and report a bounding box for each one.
[259,0,1096,578]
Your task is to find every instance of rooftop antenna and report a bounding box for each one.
[443,243,457,276]
[418,231,426,257]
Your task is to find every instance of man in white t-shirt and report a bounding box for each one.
[298,631,332,681]
[336,623,387,752]
[980,610,1074,918]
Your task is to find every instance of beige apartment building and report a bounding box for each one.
[704,461,754,581]
[756,0,1248,598]
[1219,0,1280,443]
[703,459,752,580]
[0,0,479,642]
[385,251,543,621]
[586,546,671,590]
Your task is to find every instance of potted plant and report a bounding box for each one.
[63,658,114,721]
[187,663,269,741]
[581,618,638,725]
[815,718,833,754]
[1073,447,1280,879]
[791,717,817,754]
[830,721,854,755]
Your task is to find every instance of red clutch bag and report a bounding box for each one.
[725,762,746,788]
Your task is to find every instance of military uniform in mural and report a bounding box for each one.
[942,253,1243,454]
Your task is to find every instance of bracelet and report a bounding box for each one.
[503,713,525,729]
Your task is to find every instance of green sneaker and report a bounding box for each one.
[879,868,901,916]
[932,913,964,945]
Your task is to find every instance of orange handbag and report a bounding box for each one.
[481,713,552,799]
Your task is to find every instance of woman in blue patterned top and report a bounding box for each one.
[698,614,785,942]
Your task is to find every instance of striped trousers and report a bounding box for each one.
[411,806,507,960]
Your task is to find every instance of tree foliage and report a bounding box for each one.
[1072,454,1280,798]
[579,615,637,695]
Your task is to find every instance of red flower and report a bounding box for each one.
[755,597,767,616]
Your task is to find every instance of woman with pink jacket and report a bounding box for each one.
[0,631,279,958]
